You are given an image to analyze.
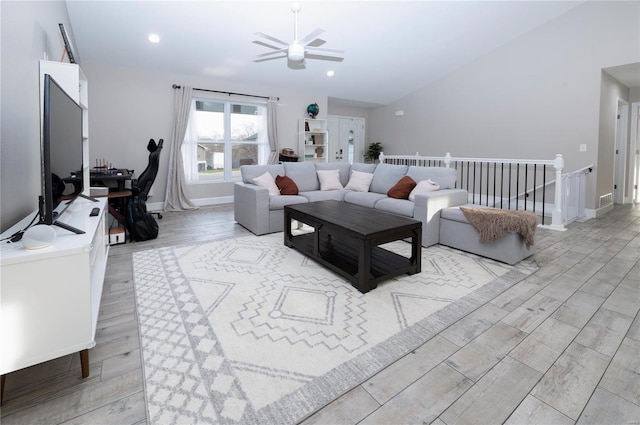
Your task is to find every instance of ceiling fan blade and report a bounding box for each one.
[299,28,325,46]
[306,46,345,56]
[253,40,287,51]
[305,53,345,63]
[256,48,288,58]
[254,32,289,47]
[308,38,326,48]
[254,54,288,63]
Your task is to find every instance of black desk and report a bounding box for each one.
[63,169,133,193]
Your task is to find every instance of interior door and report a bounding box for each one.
[328,116,365,163]
[614,103,628,204]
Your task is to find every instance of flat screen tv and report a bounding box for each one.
[40,73,88,234]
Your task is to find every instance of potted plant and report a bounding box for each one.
[364,142,383,162]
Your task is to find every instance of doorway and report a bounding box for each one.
[630,102,640,203]
[613,101,628,204]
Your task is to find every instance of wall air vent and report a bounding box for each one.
[599,192,613,208]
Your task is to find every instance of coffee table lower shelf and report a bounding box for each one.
[289,232,418,289]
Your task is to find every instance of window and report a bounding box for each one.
[182,97,269,182]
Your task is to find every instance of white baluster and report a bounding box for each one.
[551,154,566,231]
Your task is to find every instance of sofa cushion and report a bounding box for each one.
[275,175,299,195]
[370,163,409,194]
[343,191,387,208]
[374,198,415,217]
[407,166,457,189]
[408,179,440,201]
[252,171,280,196]
[345,170,374,192]
[351,163,377,174]
[387,176,417,199]
[317,169,344,190]
[300,190,346,203]
[269,195,308,210]
[284,162,319,192]
[316,162,352,187]
[241,164,285,184]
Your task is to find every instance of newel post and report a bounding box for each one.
[379,152,385,163]
[444,152,452,168]
[551,154,566,231]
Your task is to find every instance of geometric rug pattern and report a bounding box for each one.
[133,232,537,424]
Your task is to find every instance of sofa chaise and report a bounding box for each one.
[233,161,468,247]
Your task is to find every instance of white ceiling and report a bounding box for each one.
[66,1,586,106]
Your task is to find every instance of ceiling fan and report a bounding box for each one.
[253,3,345,68]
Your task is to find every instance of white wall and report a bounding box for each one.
[81,62,327,204]
[0,1,78,232]
[367,1,639,209]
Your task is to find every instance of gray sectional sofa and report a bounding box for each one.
[233,161,468,247]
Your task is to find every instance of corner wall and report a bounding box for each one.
[367,1,640,210]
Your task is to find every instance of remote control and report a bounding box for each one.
[90,207,100,217]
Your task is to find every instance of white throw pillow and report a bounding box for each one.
[345,170,374,192]
[252,171,280,196]
[317,169,344,191]
[408,179,440,201]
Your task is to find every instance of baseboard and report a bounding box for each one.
[146,196,234,212]
[191,196,234,207]
[588,203,614,218]
[146,201,164,212]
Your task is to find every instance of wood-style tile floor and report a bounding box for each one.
[1,203,638,424]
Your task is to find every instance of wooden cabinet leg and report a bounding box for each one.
[1,374,5,405]
[80,349,90,378]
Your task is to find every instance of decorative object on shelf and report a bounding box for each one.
[305,121,310,131]
[315,147,324,157]
[364,141,383,162]
[58,23,76,64]
[280,148,299,159]
[307,103,319,119]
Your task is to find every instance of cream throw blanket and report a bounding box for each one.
[460,207,538,248]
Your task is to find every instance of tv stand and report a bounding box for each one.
[0,198,109,402]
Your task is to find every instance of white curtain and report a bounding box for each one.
[164,86,198,211]
[267,96,279,164]
[181,100,199,181]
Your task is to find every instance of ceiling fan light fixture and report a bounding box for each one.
[288,43,305,62]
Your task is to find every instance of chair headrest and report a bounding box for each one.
[146,138,164,153]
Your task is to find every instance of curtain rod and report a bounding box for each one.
[172,84,278,101]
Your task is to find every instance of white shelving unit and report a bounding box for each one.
[299,118,329,162]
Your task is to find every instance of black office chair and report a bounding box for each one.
[131,138,164,219]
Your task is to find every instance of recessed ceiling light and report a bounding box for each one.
[327,70,335,77]
[148,34,160,43]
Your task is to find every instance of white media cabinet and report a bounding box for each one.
[0,198,109,388]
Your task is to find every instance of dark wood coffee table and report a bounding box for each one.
[284,200,422,293]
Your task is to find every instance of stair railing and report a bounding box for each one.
[379,152,592,230]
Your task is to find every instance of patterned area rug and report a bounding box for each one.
[132,232,537,424]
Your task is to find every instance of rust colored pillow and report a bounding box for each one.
[275,175,299,195]
[387,176,417,199]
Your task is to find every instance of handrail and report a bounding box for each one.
[379,152,592,231]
